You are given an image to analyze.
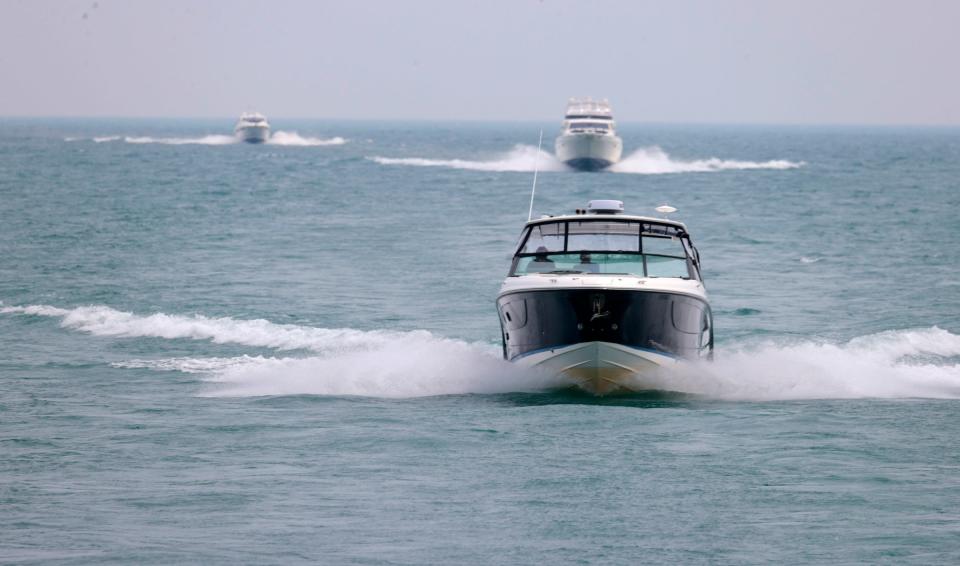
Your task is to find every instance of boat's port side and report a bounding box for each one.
[497,288,712,362]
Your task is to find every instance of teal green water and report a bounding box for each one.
[2,119,960,563]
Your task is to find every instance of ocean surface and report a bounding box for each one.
[2,118,959,564]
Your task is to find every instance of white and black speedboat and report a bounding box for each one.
[234,112,271,143]
[554,98,623,171]
[497,200,712,395]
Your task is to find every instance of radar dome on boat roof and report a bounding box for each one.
[586,200,624,214]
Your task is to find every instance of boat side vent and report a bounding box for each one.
[586,200,624,214]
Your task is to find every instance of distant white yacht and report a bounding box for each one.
[554,98,623,171]
[234,112,271,144]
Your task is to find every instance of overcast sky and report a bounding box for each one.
[4,0,959,124]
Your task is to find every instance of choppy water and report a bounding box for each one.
[2,118,960,563]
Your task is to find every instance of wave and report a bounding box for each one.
[117,350,560,398]
[75,131,346,146]
[0,304,403,352]
[370,144,802,174]
[658,327,960,400]
[4,304,959,400]
[610,146,804,174]
[123,134,238,145]
[369,145,567,172]
[266,131,346,146]
[0,304,559,397]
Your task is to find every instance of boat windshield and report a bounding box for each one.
[512,220,695,279]
[569,122,610,131]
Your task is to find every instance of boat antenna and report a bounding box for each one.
[527,129,544,221]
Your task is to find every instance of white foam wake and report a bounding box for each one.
[266,131,346,146]
[5,304,959,400]
[610,146,803,174]
[123,134,238,145]
[118,350,561,398]
[369,145,568,172]
[2,304,564,398]
[77,132,345,146]
[645,327,960,400]
[0,304,400,352]
[370,144,801,174]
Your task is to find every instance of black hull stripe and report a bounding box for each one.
[498,288,712,361]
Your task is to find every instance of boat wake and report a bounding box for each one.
[266,132,346,146]
[611,146,803,174]
[665,328,960,400]
[369,145,566,172]
[0,304,562,398]
[123,134,238,145]
[4,304,959,400]
[370,144,802,174]
[69,131,346,146]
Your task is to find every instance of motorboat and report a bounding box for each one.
[234,112,271,143]
[554,97,623,171]
[496,200,713,394]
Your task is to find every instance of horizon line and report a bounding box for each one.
[2,115,960,129]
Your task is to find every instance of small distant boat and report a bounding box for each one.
[234,112,271,143]
[554,97,623,171]
[497,199,713,395]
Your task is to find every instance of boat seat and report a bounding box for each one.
[574,262,599,273]
[527,259,556,273]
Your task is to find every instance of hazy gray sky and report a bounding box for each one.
[4,0,959,124]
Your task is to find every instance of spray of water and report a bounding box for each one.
[642,328,960,400]
[123,135,237,145]
[369,145,567,172]
[4,304,959,400]
[371,144,802,174]
[611,146,803,174]
[266,132,346,146]
[1,304,564,397]
[72,132,346,146]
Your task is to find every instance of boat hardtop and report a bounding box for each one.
[238,112,267,123]
[562,98,616,134]
[564,97,614,120]
[506,200,703,284]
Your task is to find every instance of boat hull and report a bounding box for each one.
[497,288,712,394]
[514,341,678,395]
[235,125,271,144]
[555,133,623,171]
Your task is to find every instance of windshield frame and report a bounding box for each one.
[511,218,700,280]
